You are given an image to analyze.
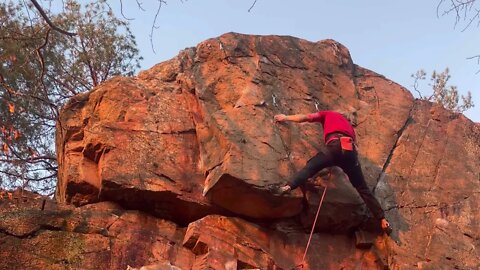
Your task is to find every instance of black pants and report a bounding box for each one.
[289,139,385,220]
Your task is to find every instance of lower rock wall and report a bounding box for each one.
[1,190,392,270]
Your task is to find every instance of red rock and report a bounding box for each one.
[0,191,194,270]
[49,33,480,269]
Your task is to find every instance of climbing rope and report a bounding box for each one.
[303,186,327,262]
[295,185,328,269]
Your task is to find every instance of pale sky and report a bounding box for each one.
[108,0,479,122]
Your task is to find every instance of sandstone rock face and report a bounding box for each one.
[1,191,388,270]
[377,102,480,269]
[56,33,409,227]
[0,190,195,269]
[12,190,474,270]
[10,32,474,269]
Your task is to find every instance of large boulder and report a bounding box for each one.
[56,33,414,228]
[50,33,480,269]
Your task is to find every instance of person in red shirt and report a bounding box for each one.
[274,111,391,233]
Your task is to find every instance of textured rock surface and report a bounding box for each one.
[5,33,477,269]
[0,190,195,270]
[1,191,390,270]
[377,102,480,269]
[56,33,411,228]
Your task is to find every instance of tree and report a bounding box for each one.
[0,0,141,195]
[437,0,480,31]
[437,1,480,68]
[412,68,474,113]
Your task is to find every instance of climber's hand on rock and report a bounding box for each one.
[274,114,287,122]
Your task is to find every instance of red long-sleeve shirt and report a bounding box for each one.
[307,111,356,142]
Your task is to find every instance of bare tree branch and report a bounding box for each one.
[438,0,479,30]
[0,156,57,165]
[45,74,78,96]
[150,0,167,54]
[437,0,480,72]
[0,74,57,108]
[22,0,37,32]
[467,55,480,73]
[0,169,57,182]
[4,144,57,170]
[79,37,99,87]
[412,71,425,99]
[248,0,258,12]
[467,54,480,63]
[30,0,77,36]
[136,0,146,11]
[118,0,134,20]
[15,30,60,122]
[35,28,50,90]
[461,8,480,31]
[0,35,43,41]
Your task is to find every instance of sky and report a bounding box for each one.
[107,0,479,122]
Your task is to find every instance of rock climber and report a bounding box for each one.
[274,110,391,234]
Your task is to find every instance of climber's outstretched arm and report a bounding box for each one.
[274,114,309,123]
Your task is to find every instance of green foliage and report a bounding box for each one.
[412,68,474,113]
[0,0,142,194]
